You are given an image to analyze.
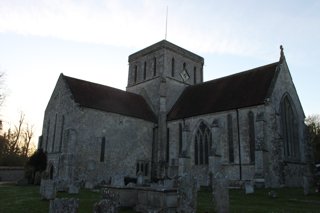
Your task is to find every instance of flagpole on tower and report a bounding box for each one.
[165,6,168,40]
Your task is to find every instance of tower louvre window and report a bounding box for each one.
[143,61,147,80]
[134,65,138,83]
[171,58,175,77]
[153,57,157,76]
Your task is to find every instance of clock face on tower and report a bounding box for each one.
[180,69,190,82]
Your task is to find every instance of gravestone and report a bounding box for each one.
[177,174,197,213]
[212,171,229,213]
[137,172,144,186]
[93,189,120,213]
[49,198,79,213]
[244,180,254,194]
[68,183,80,194]
[111,175,124,187]
[40,179,56,200]
[85,181,94,189]
[303,175,311,195]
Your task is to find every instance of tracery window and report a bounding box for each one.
[280,95,299,160]
[194,122,212,165]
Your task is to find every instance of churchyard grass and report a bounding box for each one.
[1,183,320,212]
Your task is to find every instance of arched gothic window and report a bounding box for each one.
[280,95,299,160]
[194,122,212,165]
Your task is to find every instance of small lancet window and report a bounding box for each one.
[100,137,106,162]
[179,123,183,155]
[194,66,197,84]
[248,111,255,163]
[228,114,234,163]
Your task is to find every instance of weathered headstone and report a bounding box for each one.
[111,175,124,187]
[267,190,278,198]
[177,174,197,213]
[40,179,56,200]
[244,180,254,194]
[212,172,229,213]
[303,175,312,195]
[68,184,80,194]
[137,172,144,186]
[163,179,174,188]
[93,189,120,213]
[85,181,94,189]
[49,198,79,213]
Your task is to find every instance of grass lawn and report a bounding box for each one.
[1,183,320,212]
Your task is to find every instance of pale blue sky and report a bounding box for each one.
[0,0,319,145]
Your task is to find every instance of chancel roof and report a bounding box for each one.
[167,62,279,121]
[62,75,157,122]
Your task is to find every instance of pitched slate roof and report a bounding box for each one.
[167,62,279,121]
[62,75,157,122]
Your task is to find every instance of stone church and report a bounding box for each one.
[39,40,308,188]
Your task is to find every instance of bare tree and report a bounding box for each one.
[22,123,34,157]
[0,72,6,107]
[306,114,320,162]
[8,112,25,154]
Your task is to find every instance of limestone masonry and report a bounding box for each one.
[39,40,309,188]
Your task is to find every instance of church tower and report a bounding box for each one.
[126,40,204,178]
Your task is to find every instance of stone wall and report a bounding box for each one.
[42,75,155,186]
[0,167,24,182]
[167,106,265,185]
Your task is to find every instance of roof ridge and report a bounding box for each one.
[61,74,157,122]
[192,61,279,88]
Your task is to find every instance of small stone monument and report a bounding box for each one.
[93,189,120,213]
[303,175,311,195]
[244,180,254,194]
[212,170,229,213]
[111,175,124,187]
[68,183,80,194]
[84,181,94,189]
[40,179,56,200]
[177,174,197,213]
[49,198,79,213]
[137,172,145,186]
